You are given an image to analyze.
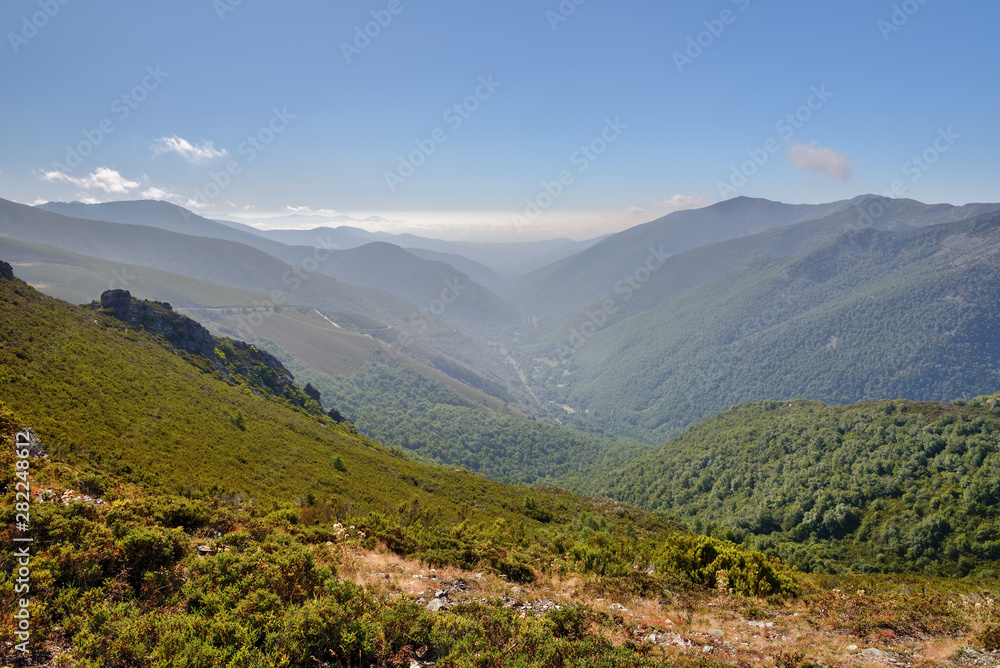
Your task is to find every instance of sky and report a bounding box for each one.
[1,0,997,241]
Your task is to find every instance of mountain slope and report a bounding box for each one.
[0,197,426,329]
[39,199,302,263]
[404,246,501,288]
[601,396,1000,577]
[0,267,620,520]
[35,199,520,332]
[525,210,1000,442]
[187,305,518,412]
[2,237,272,307]
[512,197,1000,324]
[255,225,603,277]
[313,242,520,331]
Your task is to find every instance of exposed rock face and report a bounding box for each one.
[101,289,216,358]
[0,260,13,281]
[304,383,321,404]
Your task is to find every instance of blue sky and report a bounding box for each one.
[1,0,997,240]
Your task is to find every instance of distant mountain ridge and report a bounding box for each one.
[511,196,1000,323]
[1,198,423,326]
[33,199,520,331]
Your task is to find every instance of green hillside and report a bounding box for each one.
[189,305,516,411]
[526,211,1000,442]
[0,265,796,665]
[603,397,1000,577]
[177,304,651,488]
[2,237,273,307]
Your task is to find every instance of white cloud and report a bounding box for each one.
[283,204,339,217]
[37,167,140,194]
[152,135,228,164]
[626,206,646,216]
[787,141,853,181]
[660,193,709,212]
[141,187,172,200]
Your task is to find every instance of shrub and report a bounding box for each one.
[547,604,591,641]
[977,624,1000,651]
[656,534,797,597]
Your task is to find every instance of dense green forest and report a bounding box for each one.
[289,357,654,488]
[604,397,1000,576]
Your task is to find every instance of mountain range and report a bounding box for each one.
[4,193,1000,487]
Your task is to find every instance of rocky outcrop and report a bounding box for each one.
[101,289,216,358]
[0,260,14,281]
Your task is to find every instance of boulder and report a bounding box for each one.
[426,599,449,613]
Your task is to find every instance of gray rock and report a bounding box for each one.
[15,428,46,458]
[861,648,884,658]
[0,260,14,281]
[426,598,449,613]
[708,629,725,639]
[847,645,859,652]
